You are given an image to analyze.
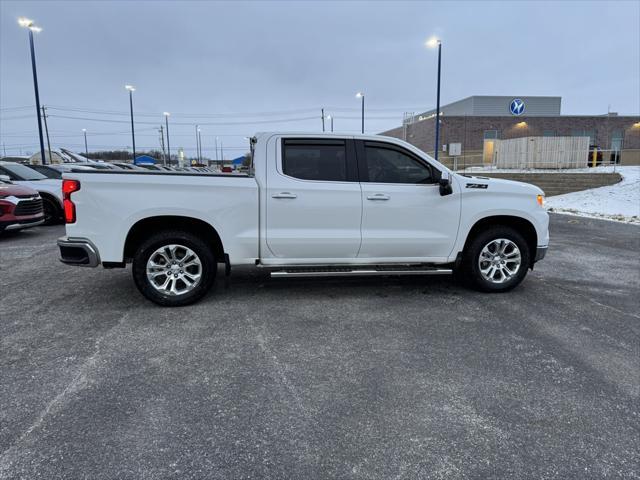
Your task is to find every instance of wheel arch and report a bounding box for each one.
[123,215,225,262]
[462,215,537,268]
[38,191,63,222]
[39,191,62,210]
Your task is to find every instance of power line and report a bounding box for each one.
[46,114,323,126]
[3,104,426,117]
[0,142,249,151]
[45,105,323,119]
[0,106,33,112]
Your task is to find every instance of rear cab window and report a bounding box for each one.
[281,139,357,182]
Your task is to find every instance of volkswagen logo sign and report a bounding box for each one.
[510,98,525,116]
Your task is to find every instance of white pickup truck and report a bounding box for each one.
[58,133,549,306]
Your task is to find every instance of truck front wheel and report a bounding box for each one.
[132,230,216,306]
[461,226,530,292]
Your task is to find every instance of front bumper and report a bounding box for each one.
[535,246,548,262]
[58,237,100,267]
[1,217,44,231]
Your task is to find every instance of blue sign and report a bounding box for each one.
[509,98,525,116]
[134,155,157,165]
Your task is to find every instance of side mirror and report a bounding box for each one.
[438,172,453,196]
[0,175,11,183]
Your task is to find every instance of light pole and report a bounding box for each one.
[198,128,203,164]
[82,128,88,158]
[214,136,219,163]
[125,85,136,162]
[327,115,334,132]
[163,112,171,165]
[194,125,200,164]
[426,36,442,161]
[356,92,364,134]
[18,17,46,164]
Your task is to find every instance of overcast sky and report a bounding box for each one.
[1,0,639,158]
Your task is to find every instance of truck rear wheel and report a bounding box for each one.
[461,226,530,293]
[132,230,216,306]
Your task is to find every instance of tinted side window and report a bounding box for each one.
[364,145,433,184]
[283,140,347,181]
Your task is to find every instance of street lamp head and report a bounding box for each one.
[425,36,441,48]
[125,84,135,92]
[355,92,364,98]
[18,17,33,27]
[163,112,170,117]
[19,17,42,32]
[326,115,332,119]
[82,128,86,132]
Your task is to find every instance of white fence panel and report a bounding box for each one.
[494,136,589,169]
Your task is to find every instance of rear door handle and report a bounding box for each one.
[366,193,390,201]
[272,192,297,199]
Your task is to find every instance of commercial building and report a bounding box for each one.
[382,96,640,168]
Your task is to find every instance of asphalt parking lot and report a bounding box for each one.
[1,214,638,479]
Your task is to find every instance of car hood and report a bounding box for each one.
[454,173,545,196]
[14,178,63,200]
[0,183,39,198]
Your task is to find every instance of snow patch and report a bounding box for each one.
[546,166,640,224]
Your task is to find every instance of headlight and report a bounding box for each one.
[536,194,545,207]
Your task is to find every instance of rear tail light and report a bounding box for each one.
[62,179,81,223]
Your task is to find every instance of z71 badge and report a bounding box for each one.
[466,183,488,189]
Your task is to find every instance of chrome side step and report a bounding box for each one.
[270,266,452,278]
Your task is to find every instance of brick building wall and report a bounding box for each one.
[382,115,640,166]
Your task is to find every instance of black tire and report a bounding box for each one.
[42,197,61,225]
[459,226,530,293]
[132,230,217,306]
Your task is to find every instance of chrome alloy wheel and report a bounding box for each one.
[146,244,202,296]
[478,238,522,284]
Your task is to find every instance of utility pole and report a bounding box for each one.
[321,108,325,132]
[159,125,166,166]
[198,128,203,164]
[194,125,199,164]
[2,143,6,156]
[163,112,171,165]
[41,105,52,164]
[82,129,88,158]
[125,85,136,162]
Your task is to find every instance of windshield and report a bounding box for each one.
[0,163,48,181]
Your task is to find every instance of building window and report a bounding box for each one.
[483,130,499,140]
[572,129,596,145]
[611,130,623,164]
[543,130,555,137]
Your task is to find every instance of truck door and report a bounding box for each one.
[265,138,362,260]
[356,140,461,260]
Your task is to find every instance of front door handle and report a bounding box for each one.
[272,192,297,199]
[366,193,390,201]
